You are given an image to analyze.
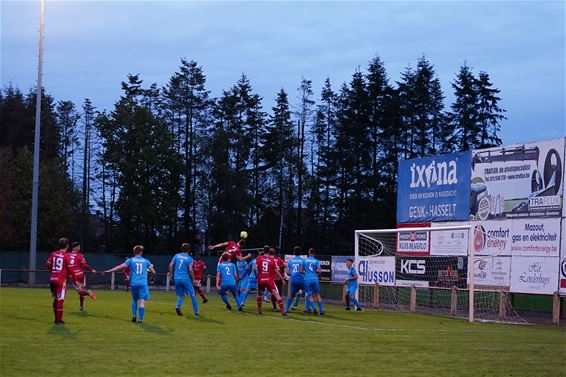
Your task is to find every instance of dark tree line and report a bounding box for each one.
[0,55,505,253]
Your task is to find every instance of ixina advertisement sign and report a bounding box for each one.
[471,137,564,220]
[472,219,560,257]
[396,223,431,256]
[397,151,472,223]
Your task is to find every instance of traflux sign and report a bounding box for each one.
[397,151,472,223]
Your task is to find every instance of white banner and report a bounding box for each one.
[430,222,469,256]
[509,218,560,257]
[356,256,396,286]
[473,256,511,289]
[472,220,512,256]
[560,222,566,294]
[471,138,564,220]
[510,256,559,294]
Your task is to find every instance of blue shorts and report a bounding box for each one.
[290,280,305,296]
[345,285,358,296]
[246,279,257,290]
[131,285,150,301]
[220,285,238,297]
[238,277,249,291]
[305,280,320,295]
[174,279,195,296]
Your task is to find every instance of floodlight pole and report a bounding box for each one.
[29,0,45,286]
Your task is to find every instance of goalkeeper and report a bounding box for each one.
[344,258,362,311]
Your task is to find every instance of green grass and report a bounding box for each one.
[1,288,564,377]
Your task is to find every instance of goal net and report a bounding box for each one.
[355,225,526,324]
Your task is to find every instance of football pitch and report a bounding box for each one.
[1,288,564,377]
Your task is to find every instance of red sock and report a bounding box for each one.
[52,299,57,320]
[257,295,263,312]
[56,300,64,321]
[271,295,277,309]
[80,295,85,306]
[278,299,285,313]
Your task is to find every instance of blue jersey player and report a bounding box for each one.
[302,248,325,315]
[285,246,306,313]
[239,252,259,308]
[237,260,249,294]
[105,245,156,323]
[168,243,199,316]
[216,254,241,310]
[344,258,362,311]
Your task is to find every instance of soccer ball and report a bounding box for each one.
[240,231,248,239]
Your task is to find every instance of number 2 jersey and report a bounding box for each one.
[124,256,153,286]
[45,249,70,284]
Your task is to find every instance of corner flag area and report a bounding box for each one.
[1,288,563,376]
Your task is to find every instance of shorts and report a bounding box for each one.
[345,285,358,296]
[220,285,238,297]
[290,280,305,296]
[193,279,202,287]
[131,285,150,301]
[246,279,257,290]
[258,280,278,296]
[274,279,284,296]
[71,273,86,289]
[305,280,320,295]
[174,279,195,296]
[238,277,249,292]
[49,280,67,301]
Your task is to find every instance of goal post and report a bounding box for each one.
[354,225,525,324]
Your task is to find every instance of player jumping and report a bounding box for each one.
[208,238,251,263]
[169,243,199,316]
[255,248,286,316]
[105,245,156,323]
[45,238,71,324]
[67,242,97,311]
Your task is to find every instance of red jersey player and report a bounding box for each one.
[45,238,71,324]
[209,238,251,263]
[254,248,286,316]
[270,248,286,311]
[192,253,208,303]
[67,242,97,310]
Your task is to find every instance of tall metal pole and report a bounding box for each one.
[29,0,45,286]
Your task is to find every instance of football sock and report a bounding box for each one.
[176,296,184,309]
[80,295,85,307]
[285,297,293,312]
[345,294,351,308]
[318,301,324,313]
[131,300,138,318]
[277,299,285,313]
[240,291,249,304]
[52,299,57,320]
[256,295,263,312]
[352,297,361,309]
[191,296,198,314]
[138,307,145,321]
[292,293,300,307]
[220,292,230,306]
[271,295,277,309]
[56,300,64,321]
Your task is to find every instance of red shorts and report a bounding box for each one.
[258,280,278,296]
[274,279,284,293]
[50,280,67,301]
[70,273,86,288]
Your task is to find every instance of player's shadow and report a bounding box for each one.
[49,325,80,339]
[139,323,172,335]
[69,311,94,317]
[190,315,224,325]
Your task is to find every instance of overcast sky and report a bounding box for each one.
[1,0,564,145]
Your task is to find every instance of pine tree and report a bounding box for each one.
[450,63,480,151]
[55,101,80,180]
[476,71,506,148]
